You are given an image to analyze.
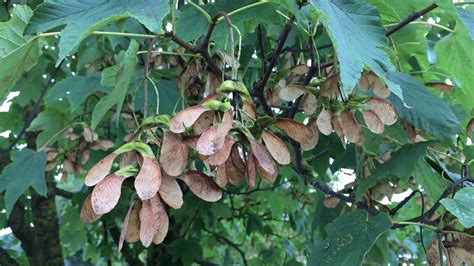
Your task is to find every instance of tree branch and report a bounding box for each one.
[385,4,438,36]
[204,229,248,266]
[392,177,474,228]
[252,16,295,116]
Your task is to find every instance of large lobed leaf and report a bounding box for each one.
[356,141,431,199]
[309,210,391,266]
[310,0,402,99]
[0,149,47,215]
[441,188,474,228]
[91,40,138,129]
[47,74,111,112]
[26,0,169,64]
[0,5,39,102]
[388,72,460,141]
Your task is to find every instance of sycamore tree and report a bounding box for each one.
[0,0,473,265]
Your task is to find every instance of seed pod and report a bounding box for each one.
[192,111,215,135]
[91,173,127,214]
[159,174,183,209]
[178,170,222,202]
[196,110,233,156]
[140,195,166,247]
[152,207,169,245]
[338,110,360,143]
[279,84,306,101]
[366,98,397,125]
[249,139,278,184]
[207,138,235,166]
[170,105,210,133]
[160,132,189,176]
[226,145,246,185]
[362,110,384,134]
[274,118,315,146]
[119,198,138,251]
[317,108,333,135]
[216,165,229,188]
[261,130,290,165]
[302,93,317,115]
[301,118,319,151]
[134,157,161,200]
[320,74,340,99]
[80,194,102,224]
[247,149,257,188]
[125,200,141,243]
[84,152,118,186]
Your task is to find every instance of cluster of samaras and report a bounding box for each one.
[80,72,397,249]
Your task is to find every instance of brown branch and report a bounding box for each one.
[385,3,438,36]
[392,177,474,228]
[252,16,296,116]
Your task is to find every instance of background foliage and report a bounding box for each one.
[0,0,473,265]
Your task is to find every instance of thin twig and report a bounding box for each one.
[385,3,438,36]
[204,229,248,266]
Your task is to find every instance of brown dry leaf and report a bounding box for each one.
[207,138,235,166]
[242,100,257,120]
[302,93,317,115]
[290,64,310,75]
[274,118,315,146]
[178,170,222,202]
[160,132,189,176]
[139,195,166,247]
[249,139,278,184]
[91,174,127,214]
[84,152,118,186]
[317,108,333,135]
[170,105,210,133]
[323,196,340,208]
[301,119,319,151]
[338,110,360,143]
[427,82,454,93]
[320,74,340,99]
[216,165,229,188]
[80,193,102,224]
[279,84,306,101]
[226,145,246,185]
[196,110,233,156]
[192,111,215,135]
[247,150,257,188]
[262,130,290,165]
[159,174,183,209]
[362,110,384,134]
[125,200,141,243]
[152,207,169,245]
[366,98,397,125]
[134,157,161,200]
[467,118,474,137]
[119,198,136,251]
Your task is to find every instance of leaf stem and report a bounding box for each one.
[392,221,474,238]
[36,31,156,39]
[218,1,270,23]
[186,1,212,23]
